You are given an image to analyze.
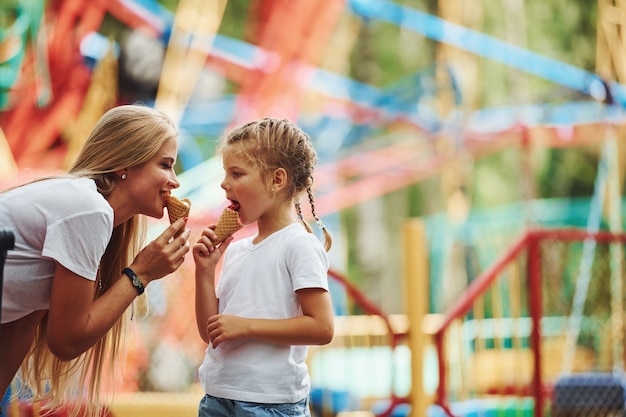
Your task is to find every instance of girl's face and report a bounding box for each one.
[220,145,272,226]
[125,137,180,219]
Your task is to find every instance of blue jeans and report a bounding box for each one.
[198,394,311,417]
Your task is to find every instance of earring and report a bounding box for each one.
[121,174,127,180]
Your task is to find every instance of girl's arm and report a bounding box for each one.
[207,288,334,348]
[194,265,219,344]
[193,228,232,344]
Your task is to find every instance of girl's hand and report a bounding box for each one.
[130,218,190,282]
[206,314,247,348]
[192,226,232,271]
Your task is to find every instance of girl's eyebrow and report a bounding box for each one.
[225,164,243,170]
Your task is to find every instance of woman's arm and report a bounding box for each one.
[207,288,334,348]
[46,220,190,361]
[47,264,139,360]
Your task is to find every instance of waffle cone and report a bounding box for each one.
[214,207,243,243]
[166,195,191,224]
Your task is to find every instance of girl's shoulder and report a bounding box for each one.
[271,223,313,244]
[282,223,326,251]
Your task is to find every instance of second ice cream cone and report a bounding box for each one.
[214,207,243,243]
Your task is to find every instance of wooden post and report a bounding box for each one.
[155,0,227,125]
[402,219,429,417]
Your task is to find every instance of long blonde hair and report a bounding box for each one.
[17,104,178,416]
[219,118,332,251]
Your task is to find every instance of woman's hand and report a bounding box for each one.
[130,218,191,282]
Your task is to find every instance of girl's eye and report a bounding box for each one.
[163,163,173,169]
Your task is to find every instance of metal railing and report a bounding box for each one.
[432,228,626,417]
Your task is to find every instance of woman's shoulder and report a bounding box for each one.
[10,176,95,192]
[47,176,101,198]
[19,177,107,212]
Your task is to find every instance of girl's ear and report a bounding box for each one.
[272,168,288,191]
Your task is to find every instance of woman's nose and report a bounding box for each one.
[170,175,181,189]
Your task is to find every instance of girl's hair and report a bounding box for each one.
[219,118,332,251]
[18,104,178,416]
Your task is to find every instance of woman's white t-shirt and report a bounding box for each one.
[198,222,330,404]
[0,177,114,323]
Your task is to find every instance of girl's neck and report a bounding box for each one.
[254,203,295,244]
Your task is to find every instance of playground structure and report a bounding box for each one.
[431,227,626,417]
[3,1,626,417]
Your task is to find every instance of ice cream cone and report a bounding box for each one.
[166,195,191,224]
[214,207,243,243]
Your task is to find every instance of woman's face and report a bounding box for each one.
[220,146,271,226]
[125,137,180,219]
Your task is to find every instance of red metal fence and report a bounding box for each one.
[433,228,626,417]
[309,269,409,417]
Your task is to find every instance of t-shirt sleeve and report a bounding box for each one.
[42,210,113,281]
[286,233,330,292]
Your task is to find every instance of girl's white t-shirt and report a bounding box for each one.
[0,177,114,323]
[198,222,330,404]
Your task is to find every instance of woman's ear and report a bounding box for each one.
[115,169,128,180]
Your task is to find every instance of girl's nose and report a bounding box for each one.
[170,175,181,189]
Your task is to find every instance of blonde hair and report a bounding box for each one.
[17,104,178,416]
[219,118,332,251]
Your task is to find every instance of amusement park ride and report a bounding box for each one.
[2,0,623,206]
[2,0,626,417]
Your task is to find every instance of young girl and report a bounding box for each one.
[193,118,334,417]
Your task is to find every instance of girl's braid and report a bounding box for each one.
[306,182,332,251]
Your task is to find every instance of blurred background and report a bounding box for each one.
[2,1,626,417]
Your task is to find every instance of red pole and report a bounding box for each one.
[434,331,454,417]
[527,231,543,417]
[433,230,530,416]
[436,231,530,333]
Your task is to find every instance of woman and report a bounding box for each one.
[0,104,191,416]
